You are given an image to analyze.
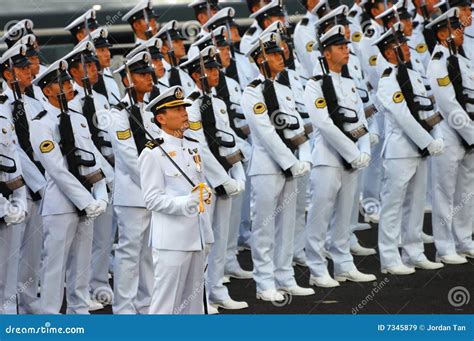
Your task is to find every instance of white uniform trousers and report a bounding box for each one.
[206,196,233,304]
[39,213,93,314]
[378,158,428,269]
[17,199,43,314]
[432,146,474,256]
[305,166,358,277]
[90,203,114,302]
[150,249,205,314]
[237,175,252,248]
[112,206,153,314]
[0,223,13,314]
[4,198,42,314]
[225,191,245,274]
[349,172,364,248]
[293,173,309,262]
[250,174,297,293]
[362,138,383,206]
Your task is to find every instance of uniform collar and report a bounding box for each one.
[162,130,184,147]
[3,86,15,104]
[306,11,317,23]
[349,3,362,16]
[43,100,61,120]
[163,59,172,71]
[73,82,85,98]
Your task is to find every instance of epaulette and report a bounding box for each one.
[104,73,115,79]
[245,26,257,36]
[73,90,79,96]
[364,27,375,38]
[184,135,199,143]
[247,79,262,88]
[381,67,392,78]
[144,139,163,150]
[432,51,443,61]
[32,110,47,120]
[113,101,128,111]
[187,92,200,101]
[69,108,81,114]
[413,21,420,29]
[310,75,323,81]
[348,10,357,18]
[0,95,7,104]
[299,18,309,26]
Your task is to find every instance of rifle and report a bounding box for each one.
[9,58,46,185]
[79,53,113,161]
[419,0,437,53]
[444,6,474,149]
[390,16,435,156]
[314,32,358,170]
[257,37,306,176]
[142,5,153,40]
[198,51,238,179]
[57,67,99,215]
[165,27,182,87]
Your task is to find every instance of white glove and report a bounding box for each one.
[222,179,240,196]
[236,180,246,194]
[96,200,108,216]
[290,161,311,177]
[427,138,444,156]
[85,200,102,219]
[4,209,26,226]
[187,190,201,207]
[351,153,371,169]
[369,133,380,146]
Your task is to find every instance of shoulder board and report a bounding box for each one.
[145,139,163,150]
[412,21,420,29]
[348,10,357,18]
[247,79,262,88]
[0,95,7,104]
[104,73,114,79]
[184,136,199,143]
[68,108,81,114]
[432,51,443,60]
[245,26,257,36]
[32,110,47,121]
[187,91,200,101]
[299,18,309,26]
[310,75,323,81]
[113,101,128,111]
[381,67,393,78]
[73,90,79,96]
[364,27,375,38]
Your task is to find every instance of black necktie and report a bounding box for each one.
[25,86,35,99]
[169,67,182,87]
[12,98,45,175]
[149,85,161,101]
[226,59,240,85]
[93,74,109,100]
[128,104,148,155]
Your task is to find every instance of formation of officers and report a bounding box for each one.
[0,0,472,315]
